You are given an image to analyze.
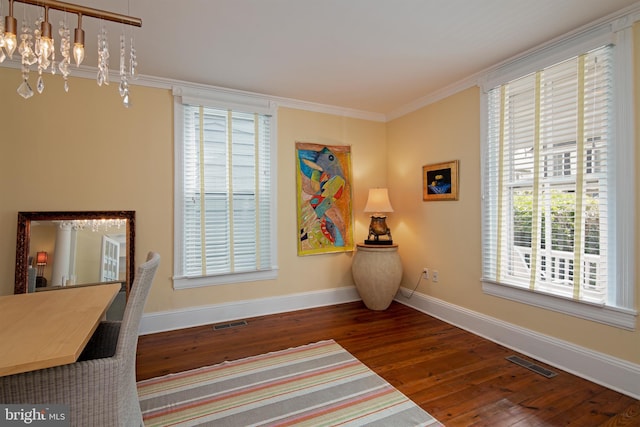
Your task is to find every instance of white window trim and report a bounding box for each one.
[482,281,636,331]
[172,85,279,289]
[480,16,636,330]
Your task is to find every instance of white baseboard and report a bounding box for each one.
[139,286,360,335]
[394,289,640,400]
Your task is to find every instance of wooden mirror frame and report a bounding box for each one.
[14,211,135,295]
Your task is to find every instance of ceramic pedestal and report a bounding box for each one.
[351,244,402,310]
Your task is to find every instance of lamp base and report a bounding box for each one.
[366,216,393,245]
[364,239,394,245]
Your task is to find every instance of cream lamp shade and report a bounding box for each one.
[364,188,394,214]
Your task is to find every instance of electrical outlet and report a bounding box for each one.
[432,270,439,282]
[423,268,429,280]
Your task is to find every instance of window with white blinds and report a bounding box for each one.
[173,89,277,289]
[481,25,636,330]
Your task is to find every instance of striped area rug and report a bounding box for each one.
[137,339,442,426]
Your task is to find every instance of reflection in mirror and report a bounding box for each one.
[15,211,135,298]
[30,220,126,288]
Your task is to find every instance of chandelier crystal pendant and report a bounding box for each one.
[58,20,70,91]
[17,20,35,99]
[96,24,109,86]
[34,12,54,94]
[0,22,6,63]
[2,0,141,105]
[119,32,130,107]
[129,36,137,79]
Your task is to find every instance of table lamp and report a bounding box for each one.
[364,188,394,245]
[36,251,48,276]
[36,251,48,287]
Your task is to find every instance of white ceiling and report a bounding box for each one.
[10,0,640,115]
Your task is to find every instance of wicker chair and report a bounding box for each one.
[0,251,160,427]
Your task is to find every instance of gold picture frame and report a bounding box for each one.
[422,160,459,201]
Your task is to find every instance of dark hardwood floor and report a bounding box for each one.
[136,301,640,426]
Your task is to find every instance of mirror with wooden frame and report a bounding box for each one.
[14,211,135,296]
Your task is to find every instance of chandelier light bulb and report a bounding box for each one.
[73,41,84,66]
[41,36,54,59]
[73,16,85,66]
[4,33,17,58]
[4,14,17,59]
[40,8,53,59]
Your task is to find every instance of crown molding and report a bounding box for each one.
[0,60,386,122]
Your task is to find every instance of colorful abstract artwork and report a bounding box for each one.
[295,142,354,255]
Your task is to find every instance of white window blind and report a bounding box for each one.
[482,36,636,329]
[485,46,610,302]
[174,89,277,289]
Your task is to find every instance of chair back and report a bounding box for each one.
[116,251,160,361]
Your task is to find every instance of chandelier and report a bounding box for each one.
[0,0,142,106]
[71,218,127,232]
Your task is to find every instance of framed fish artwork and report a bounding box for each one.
[422,160,459,201]
[295,142,354,255]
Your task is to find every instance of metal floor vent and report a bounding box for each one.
[506,355,557,378]
[213,320,248,330]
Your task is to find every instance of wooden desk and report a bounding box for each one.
[0,283,120,377]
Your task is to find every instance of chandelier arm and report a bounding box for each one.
[13,0,142,27]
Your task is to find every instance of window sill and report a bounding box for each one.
[482,280,637,331]
[174,269,278,290]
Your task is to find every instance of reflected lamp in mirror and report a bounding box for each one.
[36,251,48,275]
[364,188,394,245]
[35,251,48,287]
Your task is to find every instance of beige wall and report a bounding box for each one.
[0,68,174,307]
[155,107,386,311]
[385,23,640,363]
[386,87,483,310]
[0,69,385,313]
